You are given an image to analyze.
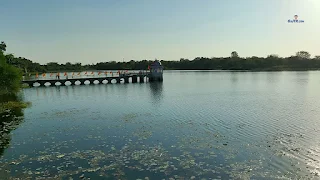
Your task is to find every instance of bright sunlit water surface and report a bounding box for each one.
[1,71,320,179]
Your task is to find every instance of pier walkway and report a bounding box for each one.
[22,72,150,87]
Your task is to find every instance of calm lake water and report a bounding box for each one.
[1,71,320,179]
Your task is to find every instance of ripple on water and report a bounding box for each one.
[3,71,320,179]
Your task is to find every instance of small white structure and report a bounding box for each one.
[149,60,163,82]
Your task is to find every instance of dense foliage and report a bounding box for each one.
[0,44,22,95]
[5,49,320,73]
[0,42,28,119]
[162,53,320,70]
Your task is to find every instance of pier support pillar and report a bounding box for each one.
[140,76,145,83]
[60,81,66,86]
[132,75,137,83]
[38,82,45,87]
[50,81,56,86]
[124,77,129,83]
[70,80,76,85]
[116,78,121,83]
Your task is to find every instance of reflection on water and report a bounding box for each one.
[230,72,238,83]
[1,71,320,179]
[149,82,163,106]
[0,93,25,157]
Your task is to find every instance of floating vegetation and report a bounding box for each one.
[1,106,319,179]
[0,131,303,180]
[53,108,89,117]
[122,113,138,122]
[133,129,153,140]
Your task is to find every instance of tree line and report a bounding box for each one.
[3,42,320,74]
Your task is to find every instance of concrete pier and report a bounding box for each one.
[132,75,138,83]
[22,73,149,87]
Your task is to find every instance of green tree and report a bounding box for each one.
[0,50,22,95]
[296,51,311,59]
[267,54,279,58]
[0,41,6,52]
[47,62,61,71]
[5,53,14,64]
[231,51,239,58]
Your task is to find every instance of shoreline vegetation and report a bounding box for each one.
[27,67,320,74]
[0,41,29,119]
[0,41,30,158]
[1,41,319,74]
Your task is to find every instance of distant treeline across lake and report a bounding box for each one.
[4,50,320,73]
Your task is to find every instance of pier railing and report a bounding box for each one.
[22,70,151,87]
[23,70,150,81]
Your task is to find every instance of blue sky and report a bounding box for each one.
[1,0,319,64]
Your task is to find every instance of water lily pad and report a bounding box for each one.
[57,154,65,158]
